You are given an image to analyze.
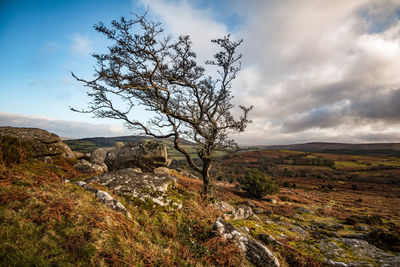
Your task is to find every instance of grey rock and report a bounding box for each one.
[246,201,256,208]
[114,141,125,148]
[295,207,314,214]
[259,233,282,246]
[104,140,171,172]
[266,198,277,204]
[87,168,178,207]
[43,156,53,164]
[290,226,309,238]
[214,201,254,220]
[356,225,368,231]
[234,205,254,220]
[90,147,113,165]
[73,151,90,160]
[0,126,74,158]
[213,218,280,267]
[74,159,106,174]
[323,259,350,267]
[96,190,131,218]
[154,167,170,175]
[253,208,264,214]
[77,181,86,187]
[214,201,236,214]
[319,238,400,267]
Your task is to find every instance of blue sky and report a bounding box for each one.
[1,0,400,144]
[0,0,145,122]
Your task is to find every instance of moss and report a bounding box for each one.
[329,239,377,266]
[287,240,325,262]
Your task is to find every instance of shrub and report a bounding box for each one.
[283,181,290,187]
[239,169,279,199]
[0,136,32,166]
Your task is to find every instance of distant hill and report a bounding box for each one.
[246,142,400,155]
[64,135,194,154]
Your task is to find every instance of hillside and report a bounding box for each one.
[1,128,400,266]
[247,142,400,155]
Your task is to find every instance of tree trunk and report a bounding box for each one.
[202,159,213,199]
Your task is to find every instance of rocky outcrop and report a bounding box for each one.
[89,140,171,172]
[87,168,180,208]
[96,190,132,218]
[319,238,400,267]
[0,127,74,158]
[90,147,113,165]
[73,151,90,160]
[214,201,254,220]
[74,159,107,174]
[213,218,280,267]
[76,181,131,218]
[153,167,171,175]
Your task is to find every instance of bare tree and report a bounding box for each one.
[71,13,252,196]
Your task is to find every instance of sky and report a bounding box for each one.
[1,0,400,145]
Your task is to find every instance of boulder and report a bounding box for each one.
[215,201,236,214]
[0,126,74,158]
[114,142,125,148]
[73,151,90,160]
[87,168,178,207]
[259,233,282,246]
[104,140,171,172]
[96,190,131,218]
[154,167,171,175]
[74,159,107,174]
[213,218,280,267]
[90,147,113,165]
[214,201,254,220]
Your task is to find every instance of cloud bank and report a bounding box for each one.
[0,111,130,138]
[140,0,400,144]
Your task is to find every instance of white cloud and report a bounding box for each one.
[230,0,400,144]
[132,0,400,145]
[69,34,93,56]
[139,0,229,64]
[0,111,130,138]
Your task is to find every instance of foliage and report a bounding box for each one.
[0,136,32,166]
[239,168,279,199]
[71,12,252,194]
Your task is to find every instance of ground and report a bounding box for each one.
[0,147,399,266]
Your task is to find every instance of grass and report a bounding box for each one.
[2,143,400,266]
[0,158,245,267]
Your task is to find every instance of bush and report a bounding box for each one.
[239,169,279,199]
[0,136,32,166]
